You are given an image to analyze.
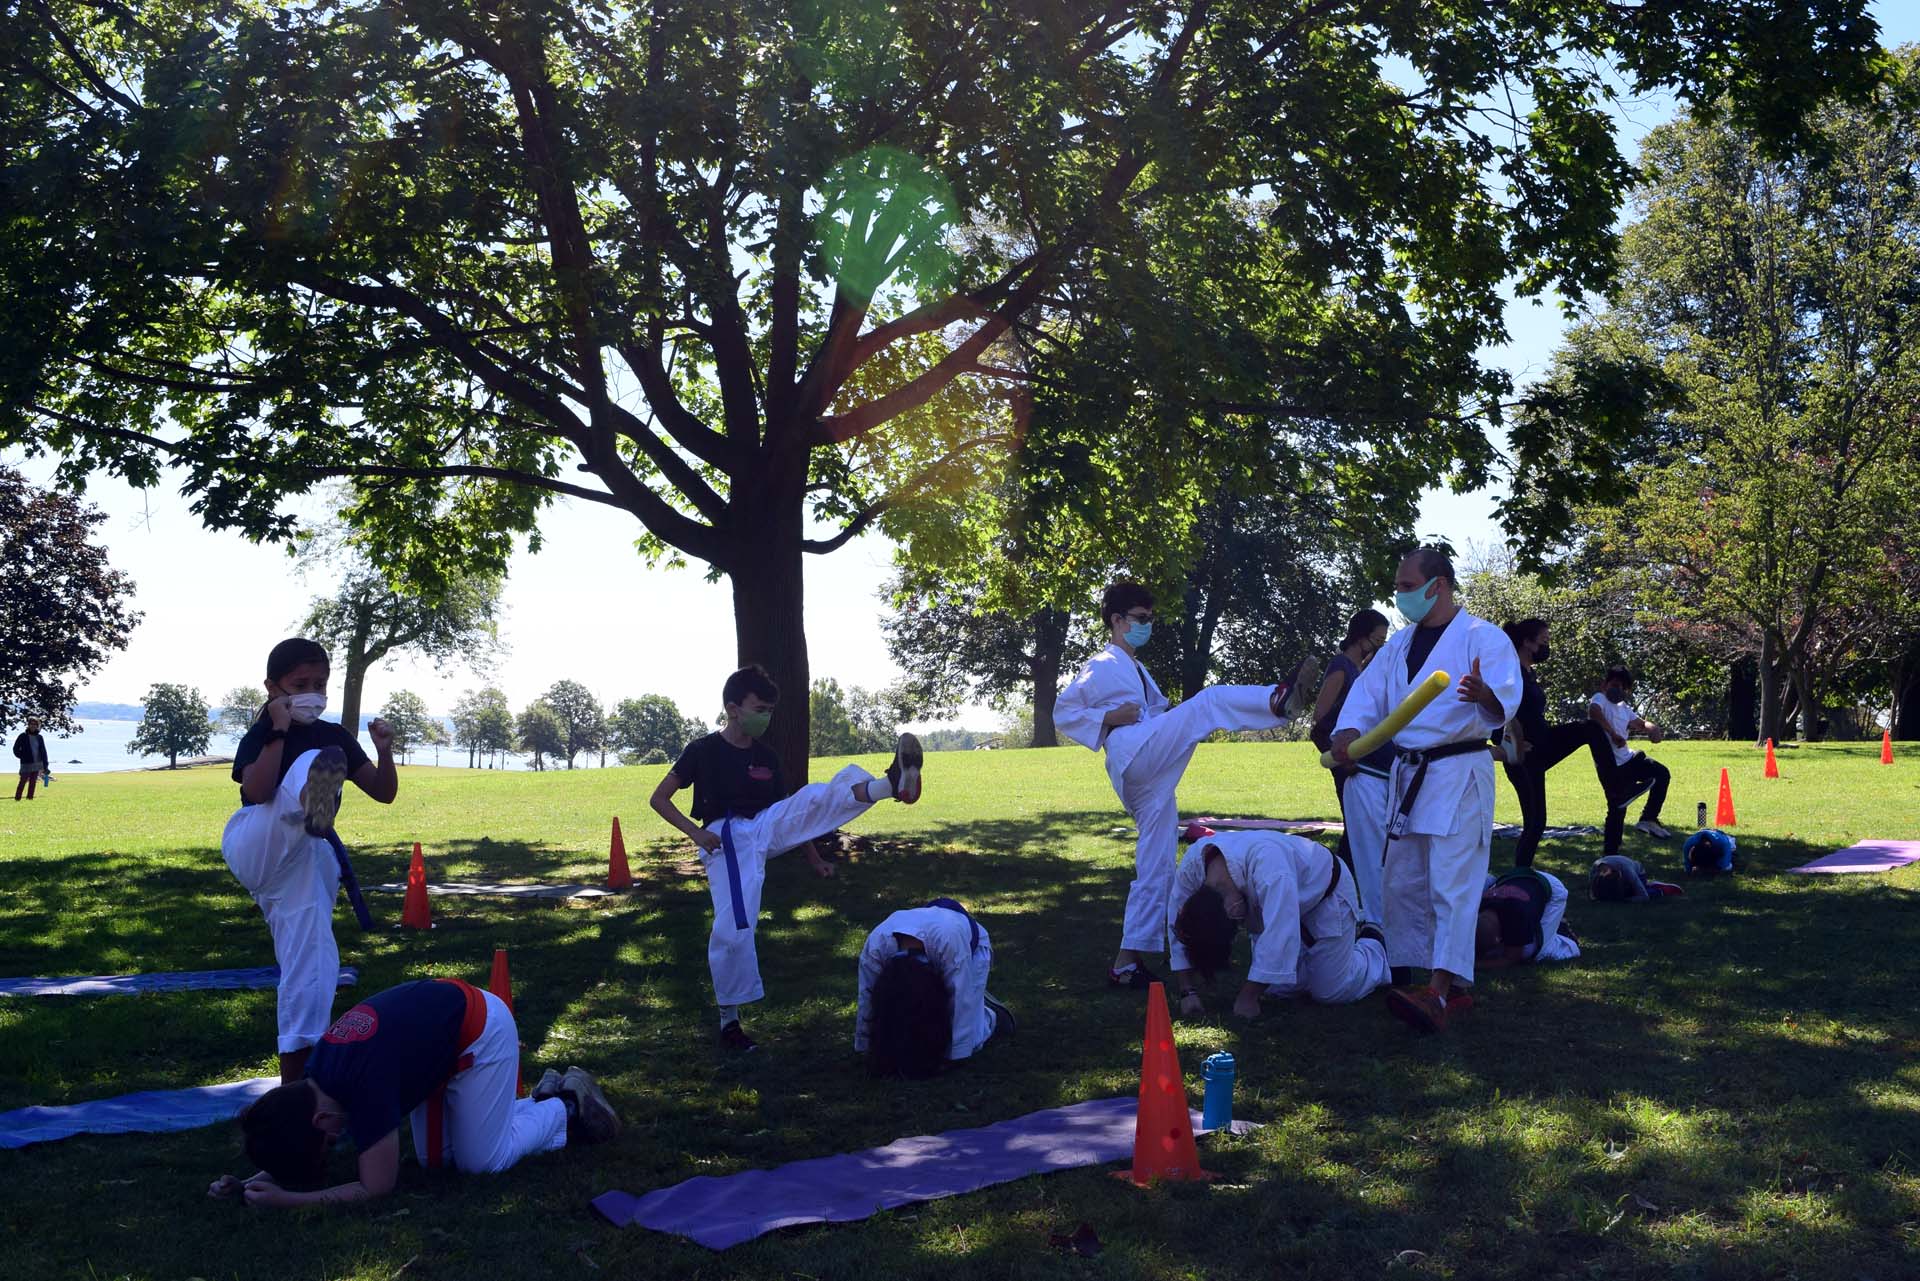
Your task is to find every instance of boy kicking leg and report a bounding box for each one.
[650,664,923,1051]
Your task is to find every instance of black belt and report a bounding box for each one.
[1389,738,1491,838]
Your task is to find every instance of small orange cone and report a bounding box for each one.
[1116,983,1214,1186]
[608,817,632,890]
[1883,730,1895,765]
[1715,768,1738,827]
[401,843,432,930]
[488,948,525,1096]
[1763,739,1779,779]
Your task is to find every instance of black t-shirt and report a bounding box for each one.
[309,980,470,1150]
[1498,667,1550,752]
[670,732,784,824]
[1405,617,1448,680]
[231,718,370,806]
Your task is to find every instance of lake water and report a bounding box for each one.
[29,718,605,773]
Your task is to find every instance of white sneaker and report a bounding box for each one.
[1634,819,1673,840]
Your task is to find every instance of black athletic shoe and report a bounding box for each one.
[1106,962,1162,991]
[886,732,923,804]
[560,1066,621,1142]
[1270,657,1320,720]
[983,993,1017,1042]
[531,1068,563,1101]
[719,1020,758,1053]
[299,747,349,837]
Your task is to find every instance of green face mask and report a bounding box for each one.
[739,709,772,739]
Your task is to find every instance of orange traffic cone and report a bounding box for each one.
[1883,730,1895,765]
[608,817,632,890]
[1715,768,1738,827]
[488,948,525,1097]
[1115,983,1214,1186]
[401,842,432,930]
[1763,739,1779,779]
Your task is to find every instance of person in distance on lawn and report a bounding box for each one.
[13,716,48,801]
[1053,581,1317,993]
[1475,867,1582,973]
[225,638,398,1084]
[1312,609,1392,922]
[1589,854,1684,902]
[1167,830,1389,1020]
[1329,548,1521,1035]
[208,978,617,1208]
[1496,619,1624,868]
[855,898,1014,1078]
[1589,666,1673,844]
[651,663,923,1053]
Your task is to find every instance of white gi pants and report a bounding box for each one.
[704,764,877,1007]
[953,931,997,1058]
[1530,874,1582,964]
[1383,764,1494,984]
[1299,871,1391,1004]
[408,991,568,1173]
[1107,685,1282,954]
[221,749,341,1054]
[1340,768,1390,926]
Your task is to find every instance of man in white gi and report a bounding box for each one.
[651,664,924,1053]
[1053,582,1315,991]
[1477,867,1582,968]
[1330,548,1521,1034]
[854,898,1013,1077]
[1166,829,1390,1018]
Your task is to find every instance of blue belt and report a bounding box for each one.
[925,897,979,951]
[324,831,374,930]
[720,818,750,930]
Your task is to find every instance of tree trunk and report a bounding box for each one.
[1027,609,1067,748]
[1758,631,1784,743]
[1793,664,1822,741]
[338,612,374,736]
[731,523,811,792]
[1727,654,1758,742]
[1897,635,1920,739]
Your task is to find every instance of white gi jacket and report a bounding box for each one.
[1052,643,1170,781]
[1165,831,1335,990]
[853,906,994,1060]
[1333,610,1521,836]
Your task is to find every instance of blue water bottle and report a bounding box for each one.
[1201,1052,1236,1130]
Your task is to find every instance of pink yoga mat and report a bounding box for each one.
[1184,817,1345,835]
[1787,840,1920,875]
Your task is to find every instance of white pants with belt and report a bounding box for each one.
[704,764,877,1007]
[408,990,569,1173]
[1382,766,1494,983]
[1106,686,1282,954]
[1340,768,1390,926]
[1299,871,1391,1003]
[221,749,341,1054]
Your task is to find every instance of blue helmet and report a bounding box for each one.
[1682,828,1737,876]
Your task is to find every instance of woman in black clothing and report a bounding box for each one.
[1499,619,1619,867]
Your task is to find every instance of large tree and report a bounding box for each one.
[298,553,504,735]
[2,0,1884,782]
[451,686,516,767]
[0,465,138,732]
[129,682,211,769]
[540,679,604,769]
[607,694,700,765]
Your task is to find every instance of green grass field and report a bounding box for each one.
[3,741,1918,1279]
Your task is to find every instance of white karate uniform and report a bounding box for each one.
[703,764,878,1007]
[1340,766,1390,925]
[1334,610,1520,985]
[1054,643,1283,954]
[408,990,569,1173]
[221,748,344,1054]
[1165,831,1388,1003]
[853,905,995,1060]
[1484,871,1582,964]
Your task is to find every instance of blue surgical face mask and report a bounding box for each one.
[1395,579,1438,623]
[1124,620,1152,648]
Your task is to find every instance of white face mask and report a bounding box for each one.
[286,692,328,725]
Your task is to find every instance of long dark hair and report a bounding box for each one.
[866,954,953,1078]
[1173,884,1239,981]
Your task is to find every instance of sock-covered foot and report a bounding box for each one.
[885,732,923,804]
[559,1066,621,1142]
[299,747,349,837]
[1106,961,1161,991]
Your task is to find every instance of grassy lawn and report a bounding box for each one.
[2,740,1918,1279]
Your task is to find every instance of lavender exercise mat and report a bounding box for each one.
[0,1076,276,1149]
[1788,840,1920,875]
[593,1097,1243,1249]
[0,965,357,998]
[370,880,616,900]
[1186,816,1346,834]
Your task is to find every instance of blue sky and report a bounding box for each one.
[12,8,1916,730]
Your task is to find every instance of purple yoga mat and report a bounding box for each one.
[0,965,358,998]
[0,1076,276,1149]
[1787,840,1920,875]
[593,1097,1241,1249]
[1185,816,1346,835]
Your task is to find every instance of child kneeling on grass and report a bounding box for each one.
[1589,854,1684,902]
[1473,867,1582,974]
[208,979,618,1208]
[1168,830,1389,1020]
[855,899,1014,1078]
[650,664,924,1054]
[225,637,398,1084]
